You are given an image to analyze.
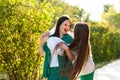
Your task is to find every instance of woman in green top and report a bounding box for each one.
[54,22,95,80]
[39,15,73,80]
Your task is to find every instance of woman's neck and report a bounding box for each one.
[60,34,63,38]
[60,32,63,38]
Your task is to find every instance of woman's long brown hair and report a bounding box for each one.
[62,22,90,80]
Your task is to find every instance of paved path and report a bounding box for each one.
[94,59,120,80]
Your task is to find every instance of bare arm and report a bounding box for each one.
[61,43,75,62]
[39,32,50,56]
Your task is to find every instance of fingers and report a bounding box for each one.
[42,32,50,37]
[56,42,67,49]
[40,32,50,41]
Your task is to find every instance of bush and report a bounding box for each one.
[0,0,54,79]
[90,25,120,64]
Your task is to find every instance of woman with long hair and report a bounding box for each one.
[68,22,95,80]
[39,15,73,80]
[49,22,95,80]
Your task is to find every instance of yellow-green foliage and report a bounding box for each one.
[90,24,120,64]
[0,0,54,79]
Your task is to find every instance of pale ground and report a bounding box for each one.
[94,59,120,80]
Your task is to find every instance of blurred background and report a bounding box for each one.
[0,0,120,80]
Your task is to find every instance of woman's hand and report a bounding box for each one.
[58,42,75,62]
[39,32,50,56]
[40,32,50,42]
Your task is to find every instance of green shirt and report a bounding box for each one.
[42,34,72,78]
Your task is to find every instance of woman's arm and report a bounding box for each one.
[61,43,75,62]
[39,36,44,56]
[39,32,50,56]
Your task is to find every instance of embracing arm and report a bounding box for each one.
[39,37,44,56]
[61,43,75,62]
[39,32,50,56]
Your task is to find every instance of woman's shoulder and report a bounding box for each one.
[67,31,74,38]
[62,34,73,44]
[48,36,61,42]
[47,36,64,52]
[63,33,73,39]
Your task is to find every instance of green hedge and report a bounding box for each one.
[0,0,120,79]
[0,0,54,79]
[91,26,120,64]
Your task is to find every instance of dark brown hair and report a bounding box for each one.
[52,15,71,37]
[62,22,90,80]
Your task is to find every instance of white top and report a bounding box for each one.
[47,37,95,76]
[47,37,64,67]
[80,55,95,75]
[72,51,95,76]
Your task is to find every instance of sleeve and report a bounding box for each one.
[47,37,64,55]
[42,42,51,78]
